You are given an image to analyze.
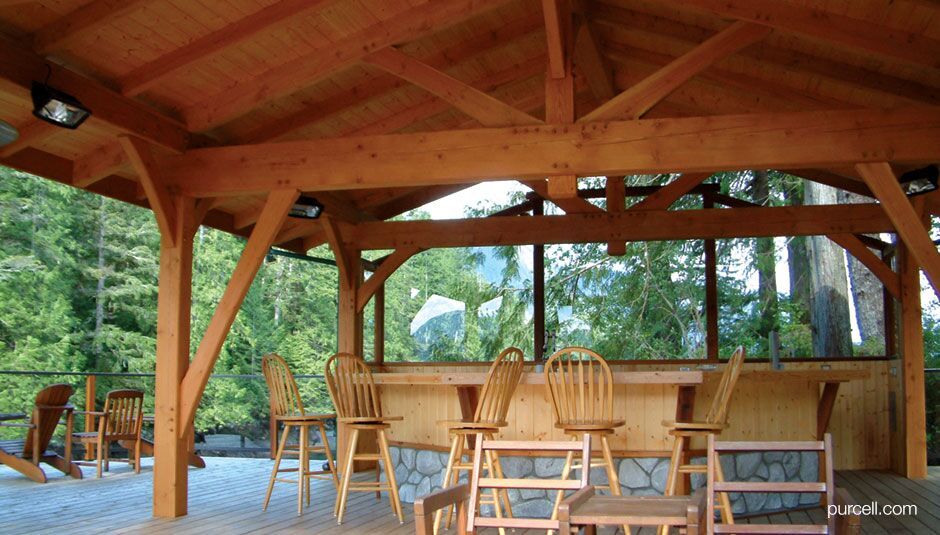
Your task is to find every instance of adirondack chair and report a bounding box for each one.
[0,383,82,483]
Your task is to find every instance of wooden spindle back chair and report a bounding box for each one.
[261,353,337,515]
[544,346,614,427]
[659,346,747,534]
[71,389,144,478]
[434,347,526,534]
[0,383,79,483]
[543,347,627,533]
[324,352,404,524]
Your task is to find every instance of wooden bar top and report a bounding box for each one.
[371,368,868,387]
[373,371,703,386]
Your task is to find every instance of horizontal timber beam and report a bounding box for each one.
[162,107,940,197]
[344,203,895,250]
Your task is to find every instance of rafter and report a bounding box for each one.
[344,203,895,250]
[0,35,195,152]
[680,0,940,70]
[542,0,569,79]
[364,47,542,127]
[631,173,713,211]
[162,107,940,197]
[581,21,770,122]
[31,0,148,54]
[857,162,940,298]
[573,18,615,103]
[119,0,333,96]
[73,141,127,188]
[183,0,511,131]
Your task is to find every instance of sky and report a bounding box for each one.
[418,180,940,340]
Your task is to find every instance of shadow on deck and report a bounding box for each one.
[0,458,937,534]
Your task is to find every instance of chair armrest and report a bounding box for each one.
[557,485,596,522]
[414,484,470,535]
[834,487,862,534]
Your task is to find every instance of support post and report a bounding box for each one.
[84,375,96,460]
[336,247,369,471]
[704,194,719,361]
[533,200,546,361]
[897,242,928,478]
[153,196,196,518]
[374,284,385,365]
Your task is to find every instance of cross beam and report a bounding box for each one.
[162,107,940,197]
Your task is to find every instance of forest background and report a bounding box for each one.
[0,166,936,459]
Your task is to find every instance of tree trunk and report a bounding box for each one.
[837,190,885,350]
[93,196,107,369]
[750,170,778,341]
[806,182,853,357]
[785,180,811,325]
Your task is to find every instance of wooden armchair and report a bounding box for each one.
[0,383,81,483]
[69,389,144,478]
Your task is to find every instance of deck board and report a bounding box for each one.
[0,458,936,534]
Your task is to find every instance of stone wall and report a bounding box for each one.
[383,446,819,518]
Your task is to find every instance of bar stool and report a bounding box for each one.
[659,346,746,535]
[325,352,404,525]
[544,347,629,535]
[262,353,338,516]
[433,347,525,535]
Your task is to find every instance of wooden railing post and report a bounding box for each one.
[84,374,96,460]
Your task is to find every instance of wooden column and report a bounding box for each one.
[336,247,369,470]
[533,200,546,361]
[883,250,898,358]
[153,197,196,518]
[374,284,385,365]
[897,242,928,478]
[83,375,96,460]
[703,195,719,360]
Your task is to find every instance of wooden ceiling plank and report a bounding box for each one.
[363,47,543,127]
[345,203,895,250]
[120,0,334,96]
[680,0,940,70]
[163,107,940,197]
[183,0,512,132]
[573,19,615,103]
[856,162,940,298]
[580,21,770,123]
[631,172,713,211]
[0,119,58,158]
[31,0,150,54]
[0,35,194,152]
[542,0,568,79]
[73,140,127,188]
[119,135,178,244]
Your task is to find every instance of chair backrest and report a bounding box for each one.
[473,347,525,425]
[262,353,305,418]
[324,352,382,419]
[707,433,835,534]
[23,383,74,457]
[467,435,591,532]
[102,389,144,441]
[544,347,614,426]
[705,346,746,425]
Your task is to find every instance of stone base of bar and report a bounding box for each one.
[382,445,820,518]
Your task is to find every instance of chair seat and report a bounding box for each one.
[275,413,336,423]
[556,420,625,432]
[438,419,505,431]
[568,494,702,526]
[662,420,727,431]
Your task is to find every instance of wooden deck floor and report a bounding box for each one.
[0,458,937,534]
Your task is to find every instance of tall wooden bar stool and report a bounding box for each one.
[659,346,745,534]
[433,347,525,535]
[261,353,338,516]
[544,347,628,535]
[325,352,404,525]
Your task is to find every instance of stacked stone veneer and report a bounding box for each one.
[383,446,819,518]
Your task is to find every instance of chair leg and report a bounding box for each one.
[660,434,686,535]
[95,438,103,479]
[600,435,631,535]
[319,422,339,490]
[134,438,141,474]
[264,424,291,511]
[445,435,467,530]
[715,450,734,525]
[378,428,404,524]
[104,440,110,472]
[548,435,577,535]
[336,427,359,524]
[298,424,308,516]
[434,434,461,535]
